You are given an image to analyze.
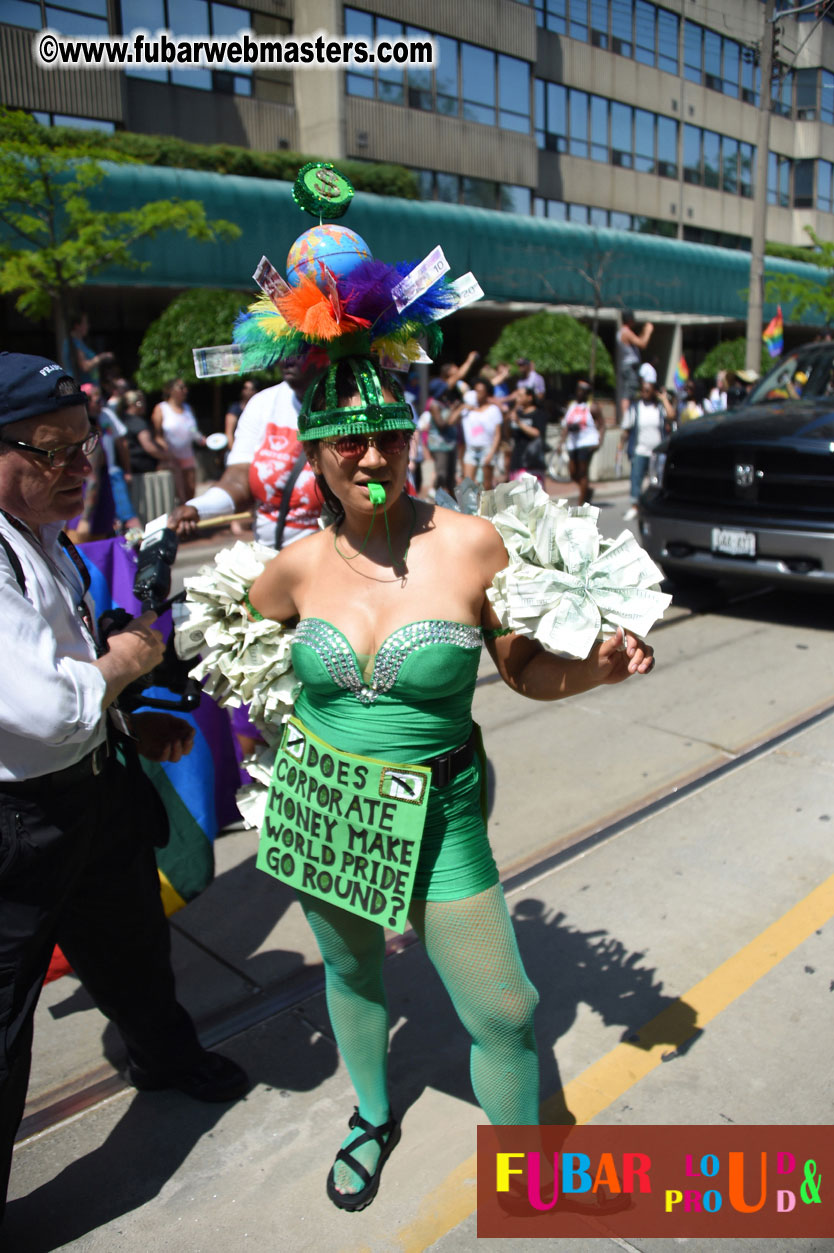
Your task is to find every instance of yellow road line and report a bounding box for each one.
[383,870,834,1253]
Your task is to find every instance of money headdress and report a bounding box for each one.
[232,161,482,440]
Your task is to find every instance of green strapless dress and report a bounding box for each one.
[290,618,499,902]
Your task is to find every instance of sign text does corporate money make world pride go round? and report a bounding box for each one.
[256,718,431,932]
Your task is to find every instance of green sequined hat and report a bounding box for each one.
[298,355,414,441]
[233,160,483,437]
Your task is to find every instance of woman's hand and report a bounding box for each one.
[168,504,201,536]
[586,627,654,685]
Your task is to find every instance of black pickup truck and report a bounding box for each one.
[638,342,834,591]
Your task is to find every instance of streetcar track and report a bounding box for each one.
[18,680,834,1148]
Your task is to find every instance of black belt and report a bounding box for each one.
[3,740,110,794]
[427,725,477,789]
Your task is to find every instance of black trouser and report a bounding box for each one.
[0,747,202,1217]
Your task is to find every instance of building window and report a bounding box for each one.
[537,84,680,180]
[682,226,750,250]
[657,8,678,74]
[532,0,679,73]
[346,11,530,134]
[610,0,632,56]
[569,87,589,157]
[683,124,701,185]
[610,101,632,168]
[634,107,654,173]
[121,0,266,95]
[414,169,531,214]
[499,54,531,132]
[794,159,814,209]
[684,22,702,85]
[822,70,834,124]
[722,137,738,194]
[796,67,818,120]
[532,197,679,238]
[817,160,834,213]
[740,142,755,198]
[771,67,793,118]
[682,125,755,197]
[684,18,749,101]
[406,24,433,111]
[536,80,567,151]
[703,129,720,190]
[634,0,655,67]
[741,48,760,106]
[461,43,495,124]
[767,152,791,208]
[590,93,608,162]
[32,111,116,131]
[590,0,608,48]
[3,0,109,34]
[532,0,568,35]
[569,0,589,42]
[657,114,677,178]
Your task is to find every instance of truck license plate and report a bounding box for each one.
[711,527,756,558]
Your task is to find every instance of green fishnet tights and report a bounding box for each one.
[298,883,540,1196]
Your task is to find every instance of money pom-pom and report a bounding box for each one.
[286,224,372,289]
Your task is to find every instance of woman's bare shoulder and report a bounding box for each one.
[423,501,507,563]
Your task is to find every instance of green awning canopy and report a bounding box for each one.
[88,163,825,323]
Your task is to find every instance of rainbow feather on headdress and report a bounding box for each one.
[234,255,458,373]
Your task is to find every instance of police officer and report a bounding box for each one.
[0,353,248,1219]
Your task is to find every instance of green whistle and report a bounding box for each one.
[368,482,386,505]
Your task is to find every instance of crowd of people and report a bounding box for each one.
[57,309,762,545]
[59,315,220,539]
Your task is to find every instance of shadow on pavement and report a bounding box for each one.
[384,895,700,1129]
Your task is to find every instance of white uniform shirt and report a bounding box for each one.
[0,513,106,781]
[227,382,320,548]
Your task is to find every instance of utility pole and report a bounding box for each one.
[745,0,776,371]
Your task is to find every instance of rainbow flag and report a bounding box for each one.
[673,356,689,389]
[763,306,784,358]
[79,537,243,913]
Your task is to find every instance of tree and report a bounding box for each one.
[694,337,772,380]
[0,108,240,359]
[764,225,834,324]
[487,311,615,388]
[136,289,253,392]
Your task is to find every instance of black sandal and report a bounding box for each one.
[326,1107,401,1212]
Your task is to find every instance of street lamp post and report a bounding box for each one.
[745,0,776,372]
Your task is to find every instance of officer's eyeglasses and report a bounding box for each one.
[0,429,100,469]
[322,431,410,460]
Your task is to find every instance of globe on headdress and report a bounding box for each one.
[286,224,372,289]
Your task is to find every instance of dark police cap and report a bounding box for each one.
[0,352,86,428]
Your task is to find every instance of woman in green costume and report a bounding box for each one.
[248,356,655,1212]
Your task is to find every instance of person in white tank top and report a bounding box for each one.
[150,377,204,502]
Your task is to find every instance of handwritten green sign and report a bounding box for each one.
[257,717,432,933]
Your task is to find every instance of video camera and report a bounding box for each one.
[99,527,201,713]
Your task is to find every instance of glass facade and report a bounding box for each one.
[532,0,678,74]
[2,0,107,33]
[536,81,679,177]
[413,169,530,213]
[120,0,269,95]
[533,196,677,237]
[345,8,531,133]
[682,124,755,199]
